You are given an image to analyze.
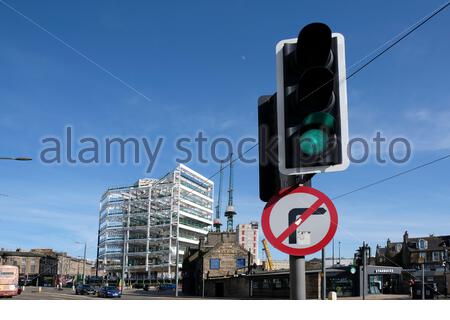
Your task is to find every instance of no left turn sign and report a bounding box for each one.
[261,186,338,256]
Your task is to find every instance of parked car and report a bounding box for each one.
[133,283,144,289]
[98,286,122,298]
[75,284,96,295]
[159,283,176,290]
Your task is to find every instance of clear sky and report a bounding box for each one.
[1,0,450,261]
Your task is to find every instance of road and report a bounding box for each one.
[4,287,196,300]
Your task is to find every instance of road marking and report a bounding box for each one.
[34,291,97,300]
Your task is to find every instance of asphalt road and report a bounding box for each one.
[4,287,192,300]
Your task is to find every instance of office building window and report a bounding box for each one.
[209,258,220,270]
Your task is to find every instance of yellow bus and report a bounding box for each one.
[0,265,20,298]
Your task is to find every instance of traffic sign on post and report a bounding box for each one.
[261,186,338,256]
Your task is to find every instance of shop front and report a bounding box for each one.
[360,266,405,296]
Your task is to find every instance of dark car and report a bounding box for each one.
[98,286,122,298]
[159,283,176,290]
[75,284,96,295]
[133,283,144,289]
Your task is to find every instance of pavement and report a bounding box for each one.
[338,294,411,300]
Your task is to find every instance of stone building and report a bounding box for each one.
[182,231,253,296]
[375,231,450,295]
[56,252,95,279]
[375,231,449,270]
[0,249,41,277]
[0,248,57,285]
[0,248,95,286]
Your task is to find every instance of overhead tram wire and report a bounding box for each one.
[347,0,450,79]
[331,153,450,201]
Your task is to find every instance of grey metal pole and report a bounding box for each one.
[286,176,311,300]
[202,274,205,298]
[290,255,306,299]
[422,263,425,300]
[338,241,341,265]
[332,239,335,267]
[322,247,326,300]
[362,241,366,300]
[82,242,87,284]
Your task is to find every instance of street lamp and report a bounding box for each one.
[442,243,448,299]
[338,241,341,265]
[75,242,87,285]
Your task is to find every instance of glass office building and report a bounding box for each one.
[97,164,214,283]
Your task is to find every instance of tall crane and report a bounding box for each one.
[224,154,237,232]
[213,161,224,232]
[262,239,274,271]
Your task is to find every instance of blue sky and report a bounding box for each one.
[1,0,450,261]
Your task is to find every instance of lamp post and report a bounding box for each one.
[443,243,448,299]
[75,242,87,284]
[338,241,341,265]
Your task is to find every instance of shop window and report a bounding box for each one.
[273,278,282,289]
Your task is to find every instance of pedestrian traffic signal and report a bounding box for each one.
[276,22,349,175]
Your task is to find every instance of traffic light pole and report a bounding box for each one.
[285,175,312,300]
[290,255,306,299]
[321,247,326,300]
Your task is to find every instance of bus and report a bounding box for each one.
[0,265,20,298]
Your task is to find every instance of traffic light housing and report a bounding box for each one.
[258,95,297,202]
[276,23,349,175]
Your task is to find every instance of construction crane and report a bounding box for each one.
[262,239,274,271]
[213,161,224,232]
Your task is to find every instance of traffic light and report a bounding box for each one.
[258,95,280,202]
[258,95,297,202]
[276,22,349,175]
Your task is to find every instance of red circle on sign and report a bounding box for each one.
[261,185,338,256]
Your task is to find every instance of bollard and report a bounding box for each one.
[38,286,42,293]
[327,291,337,300]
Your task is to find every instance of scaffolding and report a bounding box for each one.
[97,164,214,284]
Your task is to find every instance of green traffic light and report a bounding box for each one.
[299,129,328,156]
[298,112,336,156]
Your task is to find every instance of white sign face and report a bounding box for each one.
[262,186,338,256]
[269,192,331,249]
